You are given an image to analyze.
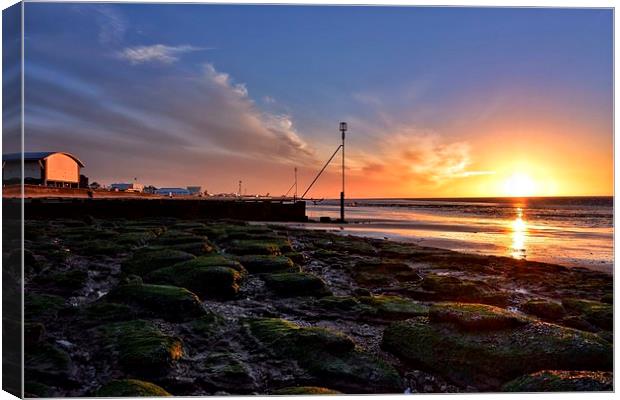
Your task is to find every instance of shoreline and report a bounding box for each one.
[20,217,613,395]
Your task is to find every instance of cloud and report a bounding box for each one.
[352,129,486,187]
[119,44,206,65]
[89,5,127,45]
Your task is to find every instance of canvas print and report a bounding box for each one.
[1,2,614,397]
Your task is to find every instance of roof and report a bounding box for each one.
[2,152,85,167]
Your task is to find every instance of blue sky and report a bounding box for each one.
[20,4,613,196]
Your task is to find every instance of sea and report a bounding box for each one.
[302,196,613,274]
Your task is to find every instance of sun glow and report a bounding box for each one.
[503,172,536,197]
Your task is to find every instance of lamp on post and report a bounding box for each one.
[339,122,347,223]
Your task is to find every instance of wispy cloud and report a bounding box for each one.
[118,44,207,65]
[353,129,486,187]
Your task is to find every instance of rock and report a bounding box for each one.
[429,303,530,331]
[25,322,45,346]
[99,320,183,377]
[560,316,597,332]
[561,298,612,331]
[263,272,332,297]
[25,381,53,397]
[202,352,257,393]
[80,302,137,326]
[382,317,612,389]
[272,386,342,395]
[226,239,284,256]
[122,249,195,276]
[359,295,429,320]
[116,231,157,246]
[247,318,401,393]
[236,255,297,274]
[33,270,88,295]
[352,260,421,286]
[283,251,305,265]
[145,256,245,299]
[74,240,128,256]
[103,283,206,322]
[25,342,72,384]
[411,274,508,306]
[25,293,66,321]
[95,379,172,396]
[600,293,612,304]
[521,299,566,321]
[502,370,613,392]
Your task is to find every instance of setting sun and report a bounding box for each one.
[503,173,536,197]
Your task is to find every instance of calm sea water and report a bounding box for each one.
[305,197,613,273]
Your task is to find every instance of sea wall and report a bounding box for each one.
[9,198,307,222]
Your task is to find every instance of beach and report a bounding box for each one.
[16,215,613,396]
[305,197,613,273]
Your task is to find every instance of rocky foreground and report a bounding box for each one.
[10,217,613,396]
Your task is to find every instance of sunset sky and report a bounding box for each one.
[13,4,613,198]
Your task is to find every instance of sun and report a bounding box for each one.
[503,172,536,197]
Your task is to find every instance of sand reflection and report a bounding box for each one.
[510,208,527,259]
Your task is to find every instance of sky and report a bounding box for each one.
[12,3,613,198]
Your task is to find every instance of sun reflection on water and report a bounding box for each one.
[510,207,527,259]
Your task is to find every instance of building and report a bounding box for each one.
[110,182,144,192]
[187,186,202,195]
[2,151,85,188]
[156,187,190,196]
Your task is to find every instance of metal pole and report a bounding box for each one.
[294,167,298,201]
[340,128,345,222]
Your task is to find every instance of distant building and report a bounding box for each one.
[110,182,144,192]
[156,187,190,196]
[187,186,202,195]
[2,151,85,188]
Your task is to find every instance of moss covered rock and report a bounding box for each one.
[413,274,508,306]
[103,283,206,322]
[33,270,88,295]
[146,256,244,299]
[99,320,183,377]
[429,303,530,331]
[263,272,332,297]
[117,231,157,246]
[247,318,401,393]
[502,370,613,392]
[203,352,257,393]
[25,342,72,384]
[382,317,612,389]
[561,298,612,330]
[226,239,283,256]
[122,249,195,276]
[25,293,66,321]
[80,302,137,325]
[359,295,429,320]
[272,386,342,395]
[521,299,566,321]
[236,255,297,273]
[95,379,172,397]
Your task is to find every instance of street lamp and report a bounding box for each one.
[339,122,347,222]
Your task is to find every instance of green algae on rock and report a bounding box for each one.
[146,255,245,299]
[247,318,401,393]
[521,299,566,321]
[272,386,342,395]
[236,255,297,273]
[502,370,613,392]
[103,283,206,322]
[25,342,72,384]
[382,316,612,389]
[25,293,66,321]
[561,298,612,331]
[359,295,429,320]
[96,379,172,396]
[122,249,195,276]
[428,303,530,331]
[203,352,257,393]
[99,320,183,377]
[226,239,284,256]
[263,272,332,297]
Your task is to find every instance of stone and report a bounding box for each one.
[263,272,332,297]
[95,379,172,397]
[502,370,613,392]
